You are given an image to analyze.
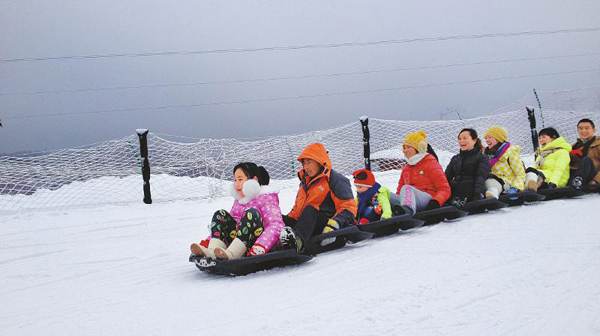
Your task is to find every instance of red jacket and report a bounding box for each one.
[396,154,451,205]
[288,143,357,226]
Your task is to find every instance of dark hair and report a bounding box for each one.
[233,162,270,186]
[539,127,560,139]
[426,143,439,162]
[578,118,595,129]
[458,128,482,151]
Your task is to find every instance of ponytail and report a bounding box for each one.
[233,162,270,186]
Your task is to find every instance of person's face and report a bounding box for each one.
[458,131,476,151]
[355,185,369,193]
[485,135,499,148]
[578,122,595,140]
[402,144,417,159]
[233,168,249,197]
[301,158,322,178]
[539,134,554,147]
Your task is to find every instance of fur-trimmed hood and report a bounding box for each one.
[229,179,279,204]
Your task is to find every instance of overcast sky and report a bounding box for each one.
[1,0,600,154]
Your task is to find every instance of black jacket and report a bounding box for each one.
[445,147,490,198]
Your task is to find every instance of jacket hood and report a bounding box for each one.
[297,143,332,171]
[541,136,572,151]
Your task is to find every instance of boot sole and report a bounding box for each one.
[527,180,538,191]
[213,247,230,260]
[190,243,205,257]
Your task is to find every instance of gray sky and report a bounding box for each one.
[1,0,600,154]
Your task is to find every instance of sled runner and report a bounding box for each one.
[414,206,468,225]
[190,249,313,276]
[304,225,373,255]
[498,190,546,206]
[537,187,585,201]
[461,198,508,214]
[357,214,425,237]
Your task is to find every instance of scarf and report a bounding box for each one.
[407,152,427,166]
[535,147,561,168]
[573,136,596,157]
[488,142,510,167]
[357,182,381,218]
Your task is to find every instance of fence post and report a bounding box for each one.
[136,129,152,204]
[359,116,371,170]
[526,107,539,153]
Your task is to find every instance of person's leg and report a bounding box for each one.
[215,208,264,259]
[190,209,235,258]
[398,185,418,216]
[570,157,597,188]
[281,206,328,251]
[525,168,545,191]
[485,174,505,199]
[412,187,433,212]
[451,180,474,207]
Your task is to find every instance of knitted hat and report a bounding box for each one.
[352,169,376,188]
[483,126,508,143]
[402,130,428,153]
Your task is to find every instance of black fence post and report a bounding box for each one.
[526,107,539,152]
[136,129,152,204]
[360,116,371,170]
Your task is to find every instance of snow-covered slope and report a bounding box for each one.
[1,178,599,336]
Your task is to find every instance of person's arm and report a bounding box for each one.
[329,172,358,226]
[507,147,526,191]
[253,195,285,253]
[377,187,392,219]
[430,161,452,205]
[474,154,490,196]
[396,170,405,195]
[547,150,571,186]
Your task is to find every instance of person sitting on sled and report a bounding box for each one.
[279,143,357,252]
[445,128,490,208]
[395,131,451,216]
[568,118,600,190]
[525,127,572,191]
[352,168,393,224]
[190,162,284,260]
[482,126,527,199]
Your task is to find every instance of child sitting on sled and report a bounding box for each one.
[352,168,393,224]
[190,162,284,260]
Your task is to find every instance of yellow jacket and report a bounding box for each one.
[534,137,572,187]
[488,144,527,191]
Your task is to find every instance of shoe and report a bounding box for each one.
[320,220,339,246]
[485,187,500,199]
[190,238,226,259]
[280,227,300,252]
[570,176,583,190]
[450,197,467,208]
[392,204,406,216]
[214,238,247,260]
[525,172,539,191]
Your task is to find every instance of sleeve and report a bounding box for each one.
[254,196,285,252]
[396,170,405,195]
[329,172,358,226]
[473,154,490,196]
[377,187,392,219]
[445,157,456,182]
[430,160,452,205]
[507,148,526,190]
[286,186,304,220]
[547,150,571,185]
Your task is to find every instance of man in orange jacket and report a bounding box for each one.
[280,143,357,251]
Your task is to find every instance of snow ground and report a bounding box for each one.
[1,175,600,336]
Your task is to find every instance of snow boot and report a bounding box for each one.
[451,196,467,208]
[190,238,226,259]
[280,226,303,252]
[214,238,247,260]
[570,176,584,190]
[485,178,503,199]
[525,172,540,191]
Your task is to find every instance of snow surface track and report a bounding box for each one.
[1,190,600,336]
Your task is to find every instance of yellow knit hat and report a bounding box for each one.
[483,126,508,143]
[402,130,428,153]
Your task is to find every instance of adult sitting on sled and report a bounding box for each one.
[525,127,572,191]
[395,131,451,216]
[279,143,357,251]
[569,118,600,190]
[352,168,393,224]
[482,126,527,199]
[190,162,284,260]
[445,128,490,208]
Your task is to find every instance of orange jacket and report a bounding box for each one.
[288,143,357,226]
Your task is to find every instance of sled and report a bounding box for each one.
[304,225,373,255]
[461,198,508,214]
[190,249,313,276]
[498,190,546,206]
[582,184,600,193]
[414,206,468,225]
[357,214,425,237]
[537,187,586,201]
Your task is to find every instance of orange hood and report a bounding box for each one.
[297,143,333,172]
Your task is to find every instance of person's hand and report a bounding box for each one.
[249,244,266,256]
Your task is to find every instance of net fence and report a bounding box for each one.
[1,86,599,212]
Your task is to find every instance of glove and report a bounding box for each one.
[507,187,519,194]
[249,244,266,256]
[373,202,383,215]
[548,182,557,189]
[320,219,339,246]
[424,199,440,211]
